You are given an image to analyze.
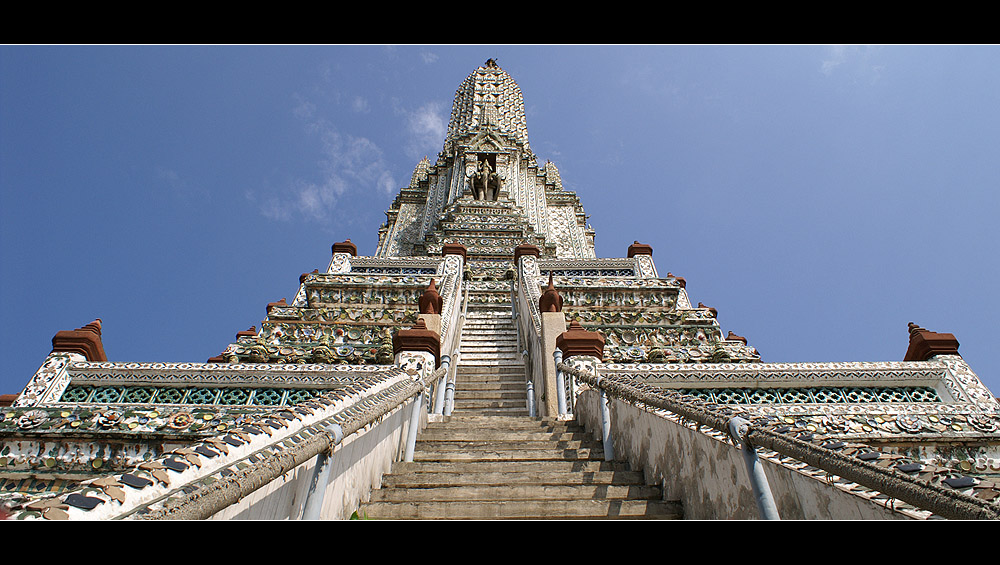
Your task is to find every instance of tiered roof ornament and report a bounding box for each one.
[50,319,106,362]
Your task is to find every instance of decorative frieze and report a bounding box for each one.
[596,358,1000,438]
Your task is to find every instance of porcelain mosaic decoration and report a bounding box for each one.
[2,59,998,520]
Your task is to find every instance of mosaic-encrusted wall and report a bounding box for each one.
[551,275,760,364]
[215,272,444,365]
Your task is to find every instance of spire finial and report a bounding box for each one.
[539,272,563,313]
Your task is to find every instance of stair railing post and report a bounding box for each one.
[567,369,577,415]
[404,390,424,462]
[433,354,450,414]
[727,416,780,520]
[301,422,344,520]
[523,350,535,417]
[553,348,566,416]
[393,324,438,463]
[444,351,458,416]
[599,388,614,461]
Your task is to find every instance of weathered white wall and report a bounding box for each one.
[574,389,909,520]
[209,397,422,520]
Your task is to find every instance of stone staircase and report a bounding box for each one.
[358,294,681,519]
[452,300,527,416]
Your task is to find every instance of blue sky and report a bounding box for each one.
[1,45,998,398]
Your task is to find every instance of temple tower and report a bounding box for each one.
[376,59,596,262]
[3,59,998,521]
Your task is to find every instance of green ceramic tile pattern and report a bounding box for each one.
[670,386,941,405]
[58,385,327,407]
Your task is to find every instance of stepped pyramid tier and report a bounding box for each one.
[3,59,999,521]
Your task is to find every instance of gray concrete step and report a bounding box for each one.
[454,390,526,400]
[458,354,521,361]
[451,408,530,416]
[412,447,603,462]
[380,469,647,488]
[452,399,528,410]
[455,381,525,391]
[370,484,664,503]
[460,335,518,341]
[455,365,527,378]
[454,385,525,393]
[389,459,632,475]
[427,416,580,430]
[359,499,682,520]
[416,437,598,448]
[417,429,590,441]
[357,303,679,520]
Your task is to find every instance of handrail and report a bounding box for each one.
[136,364,449,520]
[438,257,464,357]
[557,361,1000,521]
[515,267,544,416]
[434,257,465,415]
[511,280,538,417]
[441,279,469,416]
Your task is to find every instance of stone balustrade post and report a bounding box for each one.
[393,319,440,461]
[538,273,566,418]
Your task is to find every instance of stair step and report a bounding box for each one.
[414,439,600,451]
[455,382,525,391]
[454,386,525,392]
[370,484,663,503]
[455,375,525,381]
[391,459,631,474]
[451,408,530,416]
[427,416,582,430]
[452,400,527,409]
[458,359,522,365]
[454,391,526,400]
[451,411,530,417]
[412,448,603,462]
[455,371,524,378]
[417,430,591,441]
[455,376,525,385]
[460,335,517,341]
[359,499,682,520]
[381,470,647,487]
[363,300,677,520]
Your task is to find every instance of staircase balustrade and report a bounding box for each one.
[556,361,1000,521]
[515,262,545,416]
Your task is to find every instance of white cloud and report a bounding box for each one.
[402,101,447,160]
[155,166,207,203]
[821,45,883,83]
[292,95,316,119]
[156,166,183,187]
[259,99,398,223]
[352,96,370,113]
[420,50,439,64]
[821,45,849,76]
